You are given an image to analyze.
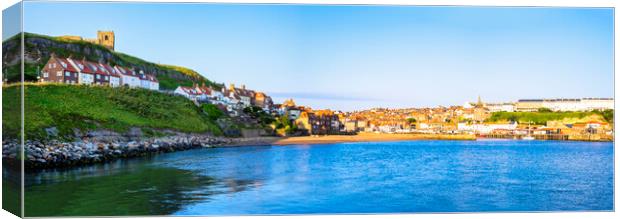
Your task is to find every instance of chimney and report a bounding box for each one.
[241,84,246,90]
[229,83,235,91]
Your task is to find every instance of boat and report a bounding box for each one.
[522,135,535,140]
[522,121,535,140]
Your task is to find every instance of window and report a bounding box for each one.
[57,71,62,76]
[43,72,48,77]
[105,76,109,80]
[96,74,100,79]
[65,71,71,76]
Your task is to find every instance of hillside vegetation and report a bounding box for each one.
[2,32,222,90]
[2,84,222,140]
[486,110,613,125]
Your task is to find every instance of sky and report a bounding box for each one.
[18,2,614,111]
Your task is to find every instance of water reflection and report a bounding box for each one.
[22,140,613,216]
[24,153,261,216]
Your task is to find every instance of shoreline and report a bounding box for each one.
[270,133,476,146]
[216,133,476,148]
[4,133,611,171]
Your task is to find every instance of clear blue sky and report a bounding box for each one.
[20,2,614,111]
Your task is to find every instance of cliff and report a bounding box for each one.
[2,33,220,90]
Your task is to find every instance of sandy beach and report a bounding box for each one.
[224,133,477,147]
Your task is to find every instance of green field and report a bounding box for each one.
[2,83,222,140]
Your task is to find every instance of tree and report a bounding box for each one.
[406,118,417,124]
[243,106,275,126]
[272,112,297,135]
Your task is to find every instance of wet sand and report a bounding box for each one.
[225,133,476,147]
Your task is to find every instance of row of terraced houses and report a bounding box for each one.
[174,83,274,116]
[40,54,159,90]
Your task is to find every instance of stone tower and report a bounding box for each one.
[97,31,115,50]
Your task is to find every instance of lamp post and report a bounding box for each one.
[36,66,41,82]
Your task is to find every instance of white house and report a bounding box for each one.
[457,122,518,134]
[146,75,159,91]
[580,98,614,111]
[209,88,226,104]
[66,58,94,85]
[174,86,198,100]
[138,71,151,89]
[102,64,121,87]
[115,66,141,88]
[137,71,159,90]
[174,85,209,101]
[485,103,516,112]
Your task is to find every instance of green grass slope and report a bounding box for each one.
[486,110,613,125]
[2,83,222,140]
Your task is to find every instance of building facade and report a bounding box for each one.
[516,98,613,112]
[41,55,158,90]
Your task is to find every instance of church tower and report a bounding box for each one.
[97,31,115,50]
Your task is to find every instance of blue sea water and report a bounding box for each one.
[24,140,613,216]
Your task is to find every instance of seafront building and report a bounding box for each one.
[335,96,613,140]
[173,83,274,116]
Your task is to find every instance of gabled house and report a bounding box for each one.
[174,85,208,101]
[228,84,253,108]
[82,60,110,85]
[66,58,95,85]
[41,54,79,84]
[138,70,151,89]
[254,92,274,111]
[115,66,141,87]
[145,74,159,90]
[101,63,121,87]
[174,86,198,100]
[208,86,225,104]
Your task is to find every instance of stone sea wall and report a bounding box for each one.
[2,135,234,170]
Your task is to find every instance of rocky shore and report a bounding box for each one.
[2,135,236,170]
[3,132,482,170]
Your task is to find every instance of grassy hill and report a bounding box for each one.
[2,83,222,140]
[486,110,613,125]
[2,32,222,90]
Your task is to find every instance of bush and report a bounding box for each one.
[243,106,276,127]
[486,111,604,125]
[202,104,225,121]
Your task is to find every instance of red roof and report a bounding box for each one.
[115,66,139,77]
[82,61,108,76]
[179,86,197,95]
[54,58,79,72]
[197,86,211,95]
[69,59,95,74]
[101,63,120,77]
